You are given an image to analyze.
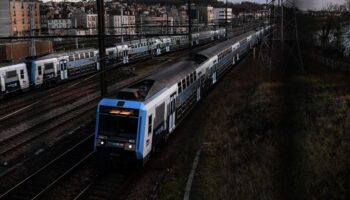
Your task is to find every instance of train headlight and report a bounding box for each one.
[100,141,105,145]
[128,144,133,149]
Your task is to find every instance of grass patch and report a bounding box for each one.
[157,65,350,199]
[191,81,285,200]
[157,113,203,200]
[291,76,350,199]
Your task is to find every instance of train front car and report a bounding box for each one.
[94,98,146,164]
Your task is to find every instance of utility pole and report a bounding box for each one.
[75,18,79,49]
[29,4,36,57]
[188,0,192,48]
[121,7,124,43]
[280,0,284,66]
[259,0,304,73]
[225,0,228,39]
[166,11,169,34]
[97,0,107,96]
[140,14,143,35]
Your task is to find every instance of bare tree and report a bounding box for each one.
[345,0,350,11]
[316,3,346,57]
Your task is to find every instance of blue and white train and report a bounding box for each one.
[94,26,271,165]
[0,29,226,97]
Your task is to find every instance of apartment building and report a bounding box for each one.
[0,0,41,37]
[108,10,135,35]
[214,8,232,25]
[71,13,98,35]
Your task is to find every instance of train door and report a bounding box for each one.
[59,60,68,80]
[212,61,217,84]
[166,41,170,52]
[123,50,129,64]
[18,69,27,89]
[0,76,5,92]
[195,34,199,45]
[168,92,176,133]
[156,43,161,55]
[176,38,180,46]
[197,72,201,101]
[96,60,100,71]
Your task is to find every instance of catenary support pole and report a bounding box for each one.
[188,0,192,49]
[97,0,107,96]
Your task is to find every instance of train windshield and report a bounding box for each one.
[98,110,139,139]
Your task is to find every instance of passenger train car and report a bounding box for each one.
[0,63,30,95]
[94,27,271,165]
[25,48,99,86]
[0,29,227,97]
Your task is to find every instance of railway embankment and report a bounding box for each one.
[121,54,350,199]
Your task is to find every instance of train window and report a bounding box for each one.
[20,70,24,79]
[69,55,74,61]
[148,115,153,135]
[178,82,182,93]
[190,74,193,84]
[90,52,94,57]
[186,76,190,86]
[155,103,165,128]
[194,72,197,81]
[38,66,42,75]
[85,52,89,58]
[182,79,186,90]
[6,70,17,78]
[44,63,54,70]
[80,53,85,59]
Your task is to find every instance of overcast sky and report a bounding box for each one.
[43,0,346,10]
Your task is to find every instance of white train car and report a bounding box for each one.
[0,63,30,95]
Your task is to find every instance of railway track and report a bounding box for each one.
[0,135,95,200]
[0,98,98,163]
[73,168,135,200]
[0,82,99,129]
[0,74,98,117]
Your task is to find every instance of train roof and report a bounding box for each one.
[35,48,97,60]
[114,30,258,102]
[0,62,24,68]
[116,59,198,102]
[0,62,26,71]
[197,31,255,59]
